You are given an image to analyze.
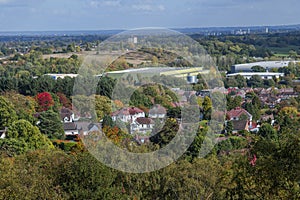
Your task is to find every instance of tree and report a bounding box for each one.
[247,75,263,88]
[57,153,124,199]
[95,95,112,121]
[227,95,242,110]
[3,92,37,124]
[185,125,208,160]
[56,92,72,109]
[251,65,266,72]
[36,76,56,93]
[102,115,115,128]
[0,150,69,199]
[225,121,233,135]
[36,92,54,112]
[96,76,116,98]
[235,74,247,88]
[150,118,179,148]
[0,96,17,129]
[258,123,278,141]
[2,120,53,155]
[202,96,212,120]
[37,110,64,139]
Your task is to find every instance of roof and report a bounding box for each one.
[232,61,297,72]
[60,107,73,121]
[63,122,77,131]
[112,108,130,116]
[112,107,144,116]
[227,72,284,77]
[136,117,154,125]
[227,107,252,119]
[232,120,248,131]
[128,107,144,115]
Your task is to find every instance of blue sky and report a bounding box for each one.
[0,0,299,31]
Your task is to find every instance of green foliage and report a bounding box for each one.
[0,96,17,129]
[227,95,242,110]
[185,125,208,160]
[202,96,212,120]
[251,65,266,72]
[102,115,115,128]
[130,90,153,108]
[2,120,53,155]
[3,92,37,124]
[258,123,278,141]
[225,120,233,134]
[96,76,116,98]
[244,92,261,121]
[247,75,264,88]
[0,150,69,199]
[37,110,65,139]
[95,95,112,121]
[57,153,124,199]
[215,136,247,154]
[150,118,179,148]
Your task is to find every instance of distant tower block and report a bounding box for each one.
[266,27,269,33]
[133,37,138,44]
[248,28,250,34]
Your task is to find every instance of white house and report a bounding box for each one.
[63,122,79,135]
[130,117,154,134]
[60,108,79,122]
[111,107,145,123]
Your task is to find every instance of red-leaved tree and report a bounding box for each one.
[57,92,72,109]
[36,92,54,112]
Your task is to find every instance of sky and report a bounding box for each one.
[0,0,299,31]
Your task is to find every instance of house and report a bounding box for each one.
[149,104,167,119]
[111,107,145,123]
[60,107,79,122]
[63,122,79,135]
[130,117,154,134]
[76,122,101,136]
[232,120,249,134]
[227,107,252,122]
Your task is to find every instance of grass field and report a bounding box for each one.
[269,45,300,57]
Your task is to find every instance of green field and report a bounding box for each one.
[269,45,300,57]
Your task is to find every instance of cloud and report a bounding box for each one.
[0,0,43,8]
[103,0,121,6]
[132,4,165,12]
[89,0,121,8]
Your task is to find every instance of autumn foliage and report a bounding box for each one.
[57,92,72,109]
[102,125,125,144]
[36,92,54,112]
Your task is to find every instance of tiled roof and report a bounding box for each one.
[136,117,154,125]
[232,120,248,131]
[112,107,144,116]
[63,122,77,130]
[129,107,144,115]
[227,107,252,119]
[112,108,130,116]
[60,107,73,121]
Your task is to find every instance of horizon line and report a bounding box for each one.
[0,23,299,33]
